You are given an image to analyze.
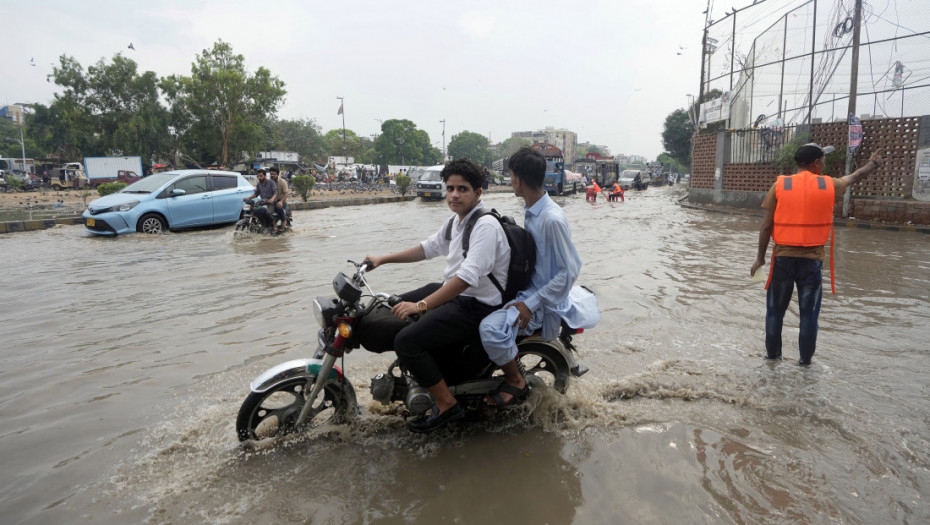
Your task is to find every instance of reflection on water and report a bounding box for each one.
[1,187,928,524]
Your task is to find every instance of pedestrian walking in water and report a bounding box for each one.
[750,144,883,366]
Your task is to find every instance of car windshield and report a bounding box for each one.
[120,173,175,193]
[422,170,442,182]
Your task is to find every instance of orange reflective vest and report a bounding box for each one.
[766,171,838,294]
[773,171,835,246]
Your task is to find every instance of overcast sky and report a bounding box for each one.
[1,0,726,160]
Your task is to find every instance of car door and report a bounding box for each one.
[209,174,249,222]
[164,175,212,227]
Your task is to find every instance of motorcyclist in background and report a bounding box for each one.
[243,169,278,229]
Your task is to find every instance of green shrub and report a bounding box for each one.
[97,182,127,196]
[291,174,315,202]
[395,174,411,196]
[823,149,846,177]
[774,134,811,174]
[5,174,23,191]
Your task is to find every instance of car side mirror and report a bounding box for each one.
[171,188,186,196]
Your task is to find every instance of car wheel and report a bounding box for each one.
[137,213,168,234]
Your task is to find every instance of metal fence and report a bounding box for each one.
[726,124,801,163]
[701,0,930,129]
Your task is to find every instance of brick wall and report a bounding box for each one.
[849,199,930,224]
[691,133,717,189]
[811,117,919,198]
[722,163,778,192]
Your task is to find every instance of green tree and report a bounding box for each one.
[661,108,692,166]
[27,99,97,161]
[373,119,435,165]
[266,118,326,165]
[499,137,530,159]
[161,40,286,167]
[447,131,491,166]
[656,152,688,174]
[324,129,366,159]
[44,53,172,161]
[0,116,41,159]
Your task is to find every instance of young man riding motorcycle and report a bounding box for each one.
[243,169,278,228]
[365,158,511,433]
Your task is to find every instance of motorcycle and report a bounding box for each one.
[235,198,292,235]
[236,259,591,442]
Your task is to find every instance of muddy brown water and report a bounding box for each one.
[1,186,928,524]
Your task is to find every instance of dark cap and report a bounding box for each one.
[794,143,835,164]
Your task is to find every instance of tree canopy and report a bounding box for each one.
[161,40,286,167]
[373,119,441,166]
[447,130,491,166]
[661,108,693,166]
[42,53,171,161]
[498,137,530,160]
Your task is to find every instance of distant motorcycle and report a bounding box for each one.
[235,259,591,442]
[235,199,291,235]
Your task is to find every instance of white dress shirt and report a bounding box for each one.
[420,202,511,306]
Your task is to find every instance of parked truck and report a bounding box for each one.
[84,156,143,186]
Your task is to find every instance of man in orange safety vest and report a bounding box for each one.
[750,143,882,366]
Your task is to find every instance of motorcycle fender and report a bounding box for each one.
[249,358,345,393]
[235,218,250,227]
[517,336,580,371]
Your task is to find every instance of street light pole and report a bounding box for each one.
[336,96,347,166]
[439,119,446,161]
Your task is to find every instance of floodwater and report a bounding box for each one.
[1,186,928,524]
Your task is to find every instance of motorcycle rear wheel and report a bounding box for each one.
[516,343,571,393]
[236,378,350,442]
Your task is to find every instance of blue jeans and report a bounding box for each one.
[765,257,823,363]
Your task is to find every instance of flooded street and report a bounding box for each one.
[1,187,928,524]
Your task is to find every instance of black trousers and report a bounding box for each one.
[394,283,498,388]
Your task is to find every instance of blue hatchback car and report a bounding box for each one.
[82,170,254,235]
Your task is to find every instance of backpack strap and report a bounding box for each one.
[461,207,495,258]
[443,207,505,296]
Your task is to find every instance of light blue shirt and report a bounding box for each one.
[479,193,599,365]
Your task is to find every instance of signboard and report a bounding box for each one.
[699,91,731,128]
[848,113,863,152]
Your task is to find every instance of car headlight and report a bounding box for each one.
[109,200,140,212]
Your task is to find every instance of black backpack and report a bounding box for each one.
[444,208,536,304]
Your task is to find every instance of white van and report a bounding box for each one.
[411,165,446,200]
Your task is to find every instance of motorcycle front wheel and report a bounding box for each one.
[236,378,350,442]
[516,343,571,393]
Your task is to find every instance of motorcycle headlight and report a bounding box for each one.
[313,296,341,328]
[242,204,251,211]
[109,200,140,212]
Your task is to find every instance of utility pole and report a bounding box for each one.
[439,119,446,161]
[808,0,817,125]
[843,0,863,217]
[336,96,347,166]
[698,0,712,106]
